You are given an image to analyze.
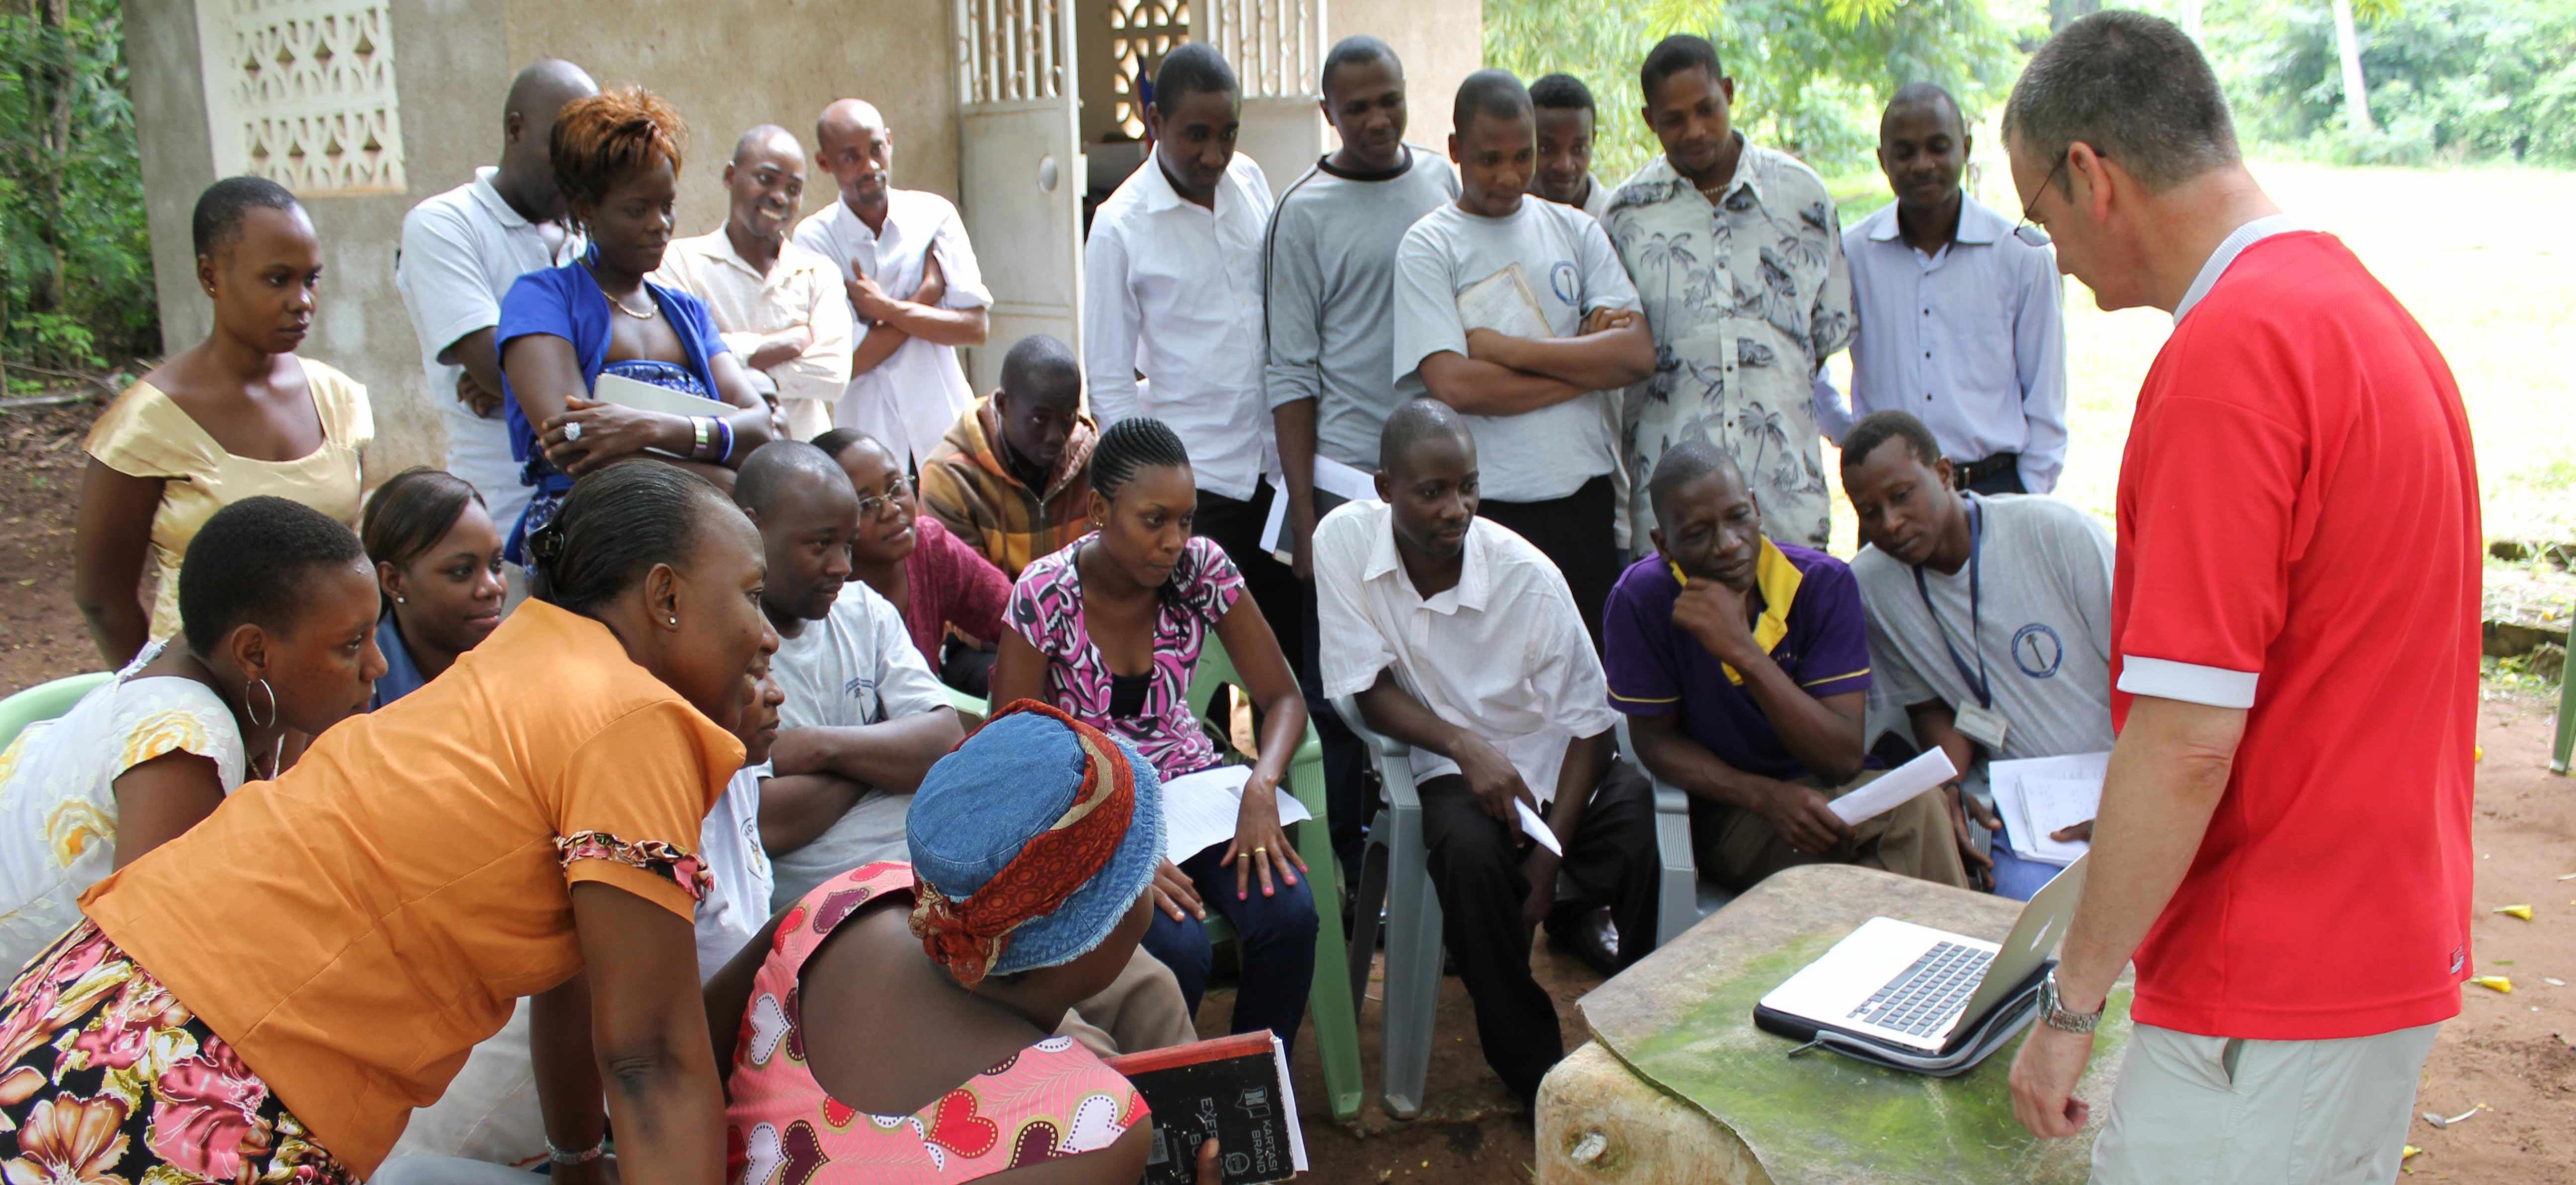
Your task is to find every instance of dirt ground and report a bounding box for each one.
[2,392,2571,1182]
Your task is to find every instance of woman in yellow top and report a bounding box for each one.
[0,460,776,1185]
[74,175,373,668]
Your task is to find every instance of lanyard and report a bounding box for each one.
[1913,500,1990,709]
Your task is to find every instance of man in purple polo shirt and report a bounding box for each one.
[1607,439,1968,892]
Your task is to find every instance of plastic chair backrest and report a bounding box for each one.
[0,672,113,750]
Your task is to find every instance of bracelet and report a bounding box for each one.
[546,1139,606,1166]
[691,415,713,459]
[714,417,735,464]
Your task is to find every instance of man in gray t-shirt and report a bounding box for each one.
[1840,411,2113,900]
[1392,68,1654,644]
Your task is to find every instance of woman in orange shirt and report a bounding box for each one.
[0,460,776,1185]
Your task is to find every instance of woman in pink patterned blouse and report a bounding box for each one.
[990,417,1318,1053]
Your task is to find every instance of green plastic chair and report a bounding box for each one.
[2551,662,2573,775]
[1183,639,1365,1123]
[943,683,987,725]
[0,672,112,750]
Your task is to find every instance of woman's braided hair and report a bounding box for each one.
[1086,416,1192,500]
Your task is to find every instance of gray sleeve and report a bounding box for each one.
[1858,576,1938,708]
[1262,198,1325,411]
[2052,504,2118,669]
[1391,224,1465,388]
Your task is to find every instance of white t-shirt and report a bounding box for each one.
[396,168,581,535]
[1393,197,1639,502]
[765,584,954,906]
[694,762,774,981]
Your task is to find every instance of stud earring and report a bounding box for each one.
[396,595,406,604]
[668,616,679,626]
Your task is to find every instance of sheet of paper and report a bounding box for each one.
[1159,765,1313,864]
[1271,1033,1310,1171]
[592,370,718,418]
[1988,752,2110,866]
[1826,746,1957,827]
[1456,263,1552,339]
[1259,455,1378,563]
[1517,797,1564,857]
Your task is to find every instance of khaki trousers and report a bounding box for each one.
[2093,1021,2440,1184]
[1690,770,1971,893]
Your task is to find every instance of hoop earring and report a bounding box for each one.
[245,677,278,730]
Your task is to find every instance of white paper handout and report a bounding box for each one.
[1456,263,1553,339]
[1158,764,1313,864]
[1827,746,1958,827]
[592,370,717,418]
[1260,455,1378,565]
[1987,752,2111,866]
[1516,797,1564,857]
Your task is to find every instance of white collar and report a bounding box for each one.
[2173,212,2305,324]
[1362,510,1493,616]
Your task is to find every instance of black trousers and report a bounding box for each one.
[1477,474,1618,650]
[1954,452,2027,497]
[1419,760,1659,1102]
[1192,481,1306,699]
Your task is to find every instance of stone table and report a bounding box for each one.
[1536,864,2133,1184]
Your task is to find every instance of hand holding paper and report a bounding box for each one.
[1826,747,1959,827]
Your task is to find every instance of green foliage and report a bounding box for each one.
[1485,0,2036,187]
[2191,0,2576,166]
[0,0,156,369]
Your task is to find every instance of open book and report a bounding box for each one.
[1106,1032,1308,1184]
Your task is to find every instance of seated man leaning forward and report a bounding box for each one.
[1316,398,1659,1106]
[1608,438,1969,893]
[1842,410,2114,900]
[919,334,1101,579]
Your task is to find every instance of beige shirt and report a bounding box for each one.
[651,228,855,411]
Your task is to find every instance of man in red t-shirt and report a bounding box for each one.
[1998,13,2478,1181]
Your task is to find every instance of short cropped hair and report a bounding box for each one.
[179,496,365,659]
[2003,10,2238,194]
[1646,436,1742,519]
[1839,411,1943,471]
[1378,398,1471,475]
[191,176,301,258]
[733,440,850,517]
[999,335,1082,405]
[1529,73,1596,117]
[1452,68,1532,134]
[1154,43,1238,115]
[1320,35,1394,99]
[1640,34,1723,103]
[551,86,688,216]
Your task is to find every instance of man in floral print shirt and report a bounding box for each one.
[1603,34,1855,550]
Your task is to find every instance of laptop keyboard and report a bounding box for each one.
[1847,941,1994,1038]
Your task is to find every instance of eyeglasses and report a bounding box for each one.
[2012,150,2072,248]
[857,475,913,520]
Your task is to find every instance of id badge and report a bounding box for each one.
[1956,703,2012,751]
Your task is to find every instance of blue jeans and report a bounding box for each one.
[1989,817,2069,902]
[1140,842,1317,1052]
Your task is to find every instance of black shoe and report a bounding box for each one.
[1546,906,1620,977]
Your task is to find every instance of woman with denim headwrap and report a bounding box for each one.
[705,700,1220,1184]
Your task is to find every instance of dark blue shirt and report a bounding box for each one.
[494,258,730,487]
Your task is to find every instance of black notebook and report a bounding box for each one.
[1105,1032,1308,1184]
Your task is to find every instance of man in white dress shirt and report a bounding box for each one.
[1085,43,1303,670]
[1816,84,2069,496]
[1317,398,1659,1105]
[652,125,855,441]
[792,98,991,470]
[396,59,595,546]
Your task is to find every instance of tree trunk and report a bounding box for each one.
[2179,0,2205,42]
[29,0,72,313]
[2333,0,2375,135]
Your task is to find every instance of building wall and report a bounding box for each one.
[1329,0,1482,158]
[127,0,959,479]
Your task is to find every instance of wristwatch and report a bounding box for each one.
[2038,970,2103,1033]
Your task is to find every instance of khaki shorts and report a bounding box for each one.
[2093,1020,2440,1184]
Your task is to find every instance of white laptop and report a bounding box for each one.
[1754,855,2088,1074]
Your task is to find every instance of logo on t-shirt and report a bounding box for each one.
[1551,260,1579,306]
[2012,624,2065,679]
